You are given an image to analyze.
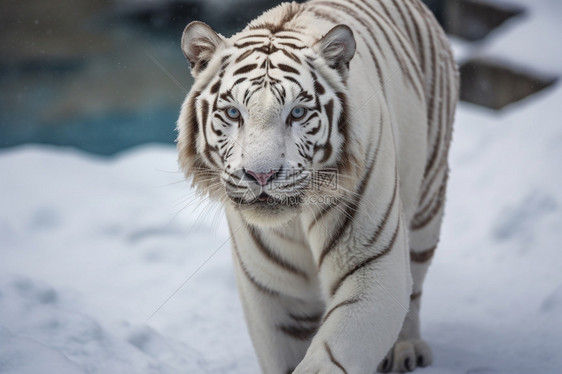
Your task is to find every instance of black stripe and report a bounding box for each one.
[237,33,269,41]
[243,87,257,106]
[230,232,279,296]
[212,112,228,123]
[185,91,201,159]
[325,342,348,374]
[277,63,299,74]
[410,291,422,301]
[418,169,449,229]
[324,99,334,132]
[418,156,447,206]
[365,174,398,247]
[235,49,254,63]
[317,144,378,267]
[274,176,306,191]
[315,143,333,164]
[232,77,247,87]
[283,75,302,88]
[411,178,446,230]
[313,73,326,95]
[274,34,303,41]
[322,297,360,324]
[280,48,302,64]
[331,218,400,296]
[211,124,223,136]
[249,5,301,33]
[233,64,258,75]
[289,312,323,323]
[303,111,320,124]
[313,98,334,164]
[425,12,438,134]
[235,40,263,48]
[277,324,317,341]
[426,60,454,191]
[203,147,220,168]
[335,91,354,174]
[423,49,445,177]
[297,90,314,103]
[410,245,437,263]
[224,176,242,190]
[200,99,219,167]
[335,92,348,133]
[306,124,321,135]
[200,99,210,144]
[416,172,444,216]
[277,42,306,50]
[249,23,288,34]
[247,226,309,279]
[210,79,221,94]
[219,89,234,102]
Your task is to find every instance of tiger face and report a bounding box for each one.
[177,21,356,226]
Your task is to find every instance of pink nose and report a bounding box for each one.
[246,169,277,186]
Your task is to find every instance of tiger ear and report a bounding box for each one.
[181,21,225,77]
[314,25,356,76]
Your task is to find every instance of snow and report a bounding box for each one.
[1,2,562,373]
[0,145,256,373]
[483,0,562,76]
[453,0,562,77]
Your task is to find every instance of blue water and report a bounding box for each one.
[0,106,178,156]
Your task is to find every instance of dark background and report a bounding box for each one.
[2,0,531,156]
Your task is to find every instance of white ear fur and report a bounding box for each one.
[314,25,356,75]
[181,21,225,77]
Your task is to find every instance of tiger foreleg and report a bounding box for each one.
[378,206,445,373]
[294,214,412,374]
[231,250,317,374]
[377,261,434,373]
[228,215,324,374]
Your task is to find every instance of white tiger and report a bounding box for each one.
[177,0,458,372]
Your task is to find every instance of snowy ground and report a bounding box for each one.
[1,1,562,373]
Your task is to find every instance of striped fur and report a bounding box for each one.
[177,0,458,373]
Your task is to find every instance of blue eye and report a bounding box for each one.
[291,106,306,120]
[225,106,241,120]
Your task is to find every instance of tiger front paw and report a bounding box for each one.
[377,339,433,373]
[292,343,349,374]
[293,361,345,374]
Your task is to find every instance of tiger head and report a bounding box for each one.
[177,8,359,226]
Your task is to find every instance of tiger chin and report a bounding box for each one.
[176,0,458,373]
